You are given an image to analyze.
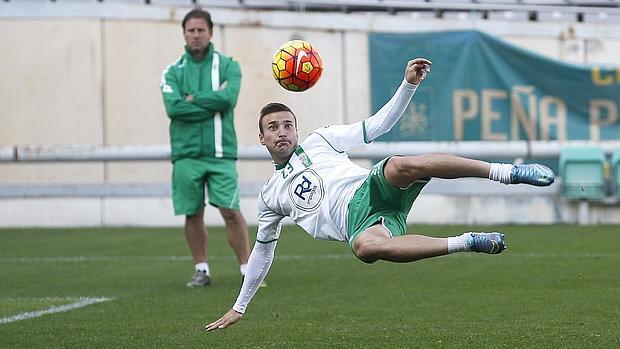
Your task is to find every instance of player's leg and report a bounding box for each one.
[384,154,488,188]
[207,158,250,276]
[185,208,208,265]
[352,225,506,264]
[218,207,250,266]
[352,225,447,263]
[184,211,211,287]
[348,157,506,264]
[384,154,554,188]
[217,207,265,287]
[172,158,211,287]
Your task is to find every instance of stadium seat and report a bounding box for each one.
[559,146,607,199]
[612,148,620,197]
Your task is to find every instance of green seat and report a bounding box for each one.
[612,149,620,197]
[559,147,606,200]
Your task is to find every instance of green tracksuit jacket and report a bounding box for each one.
[160,44,241,162]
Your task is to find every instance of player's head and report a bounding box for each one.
[182,8,213,56]
[258,103,297,133]
[259,103,299,164]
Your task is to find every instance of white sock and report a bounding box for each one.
[447,233,472,253]
[489,163,514,184]
[240,263,248,276]
[195,262,210,275]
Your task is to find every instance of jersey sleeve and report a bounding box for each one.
[160,64,209,121]
[256,190,285,243]
[232,228,279,314]
[311,121,366,152]
[231,191,284,314]
[363,79,418,142]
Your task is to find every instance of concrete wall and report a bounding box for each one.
[1,5,619,227]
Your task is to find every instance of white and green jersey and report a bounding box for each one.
[257,125,369,244]
[233,79,418,314]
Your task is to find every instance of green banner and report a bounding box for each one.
[370,31,620,142]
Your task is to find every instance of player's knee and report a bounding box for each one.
[186,209,204,222]
[353,238,387,264]
[389,156,425,178]
[219,208,241,223]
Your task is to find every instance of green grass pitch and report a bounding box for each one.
[0,225,619,348]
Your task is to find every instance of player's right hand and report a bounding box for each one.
[405,58,432,85]
[205,308,243,332]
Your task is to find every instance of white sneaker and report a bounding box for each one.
[186,270,211,287]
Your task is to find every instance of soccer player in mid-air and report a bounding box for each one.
[206,57,555,331]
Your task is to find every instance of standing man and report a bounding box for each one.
[160,8,250,287]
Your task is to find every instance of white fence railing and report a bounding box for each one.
[2,141,618,225]
[2,141,620,162]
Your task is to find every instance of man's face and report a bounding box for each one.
[259,111,299,164]
[183,17,212,55]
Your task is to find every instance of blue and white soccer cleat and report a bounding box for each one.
[510,164,555,186]
[467,232,506,254]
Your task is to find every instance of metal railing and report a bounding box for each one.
[2,141,620,162]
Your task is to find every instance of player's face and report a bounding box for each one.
[183,18,212,56]
[259,111,299,164]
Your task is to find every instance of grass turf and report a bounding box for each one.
[0,225,618,348]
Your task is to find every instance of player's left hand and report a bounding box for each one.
[205,308,243,332]
[404,58,432,85]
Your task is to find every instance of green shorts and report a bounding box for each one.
[172,157,241,215]
[347,157,429,248]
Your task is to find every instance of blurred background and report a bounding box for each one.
[1,0,619,227]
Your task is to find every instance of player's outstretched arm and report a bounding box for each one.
[204,222,279,332]
[405,57,432,85]
[361,57,432,143]
[205,309,243,331]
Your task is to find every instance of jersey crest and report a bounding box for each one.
[288,169,325,212]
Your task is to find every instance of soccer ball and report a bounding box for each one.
[272,40,323,92]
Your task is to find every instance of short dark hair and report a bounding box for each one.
[182,7,214,31]
[259,103,297,133]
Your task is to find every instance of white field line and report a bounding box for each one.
[0,252,617,263]
[0,254,350,262]
[0,297,113,324]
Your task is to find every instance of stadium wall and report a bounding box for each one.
[1,3,619,227]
